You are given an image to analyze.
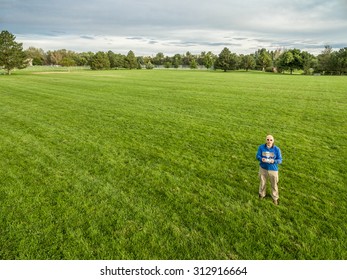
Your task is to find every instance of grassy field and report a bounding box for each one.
[0,68,346,259]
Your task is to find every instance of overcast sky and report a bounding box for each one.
[1,0,347,55]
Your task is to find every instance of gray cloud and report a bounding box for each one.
[80,35,95,40]
[1,0,346,55]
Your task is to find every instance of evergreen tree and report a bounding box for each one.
[214,47,239,72]
[336,48,347,75]
[125,50,138,69]
[90,51,110,70]
[0,30,28,74]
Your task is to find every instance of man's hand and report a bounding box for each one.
[262,158,274,163]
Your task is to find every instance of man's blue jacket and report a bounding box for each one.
[256,144,282,171]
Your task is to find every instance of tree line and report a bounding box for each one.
[1,30,347,75]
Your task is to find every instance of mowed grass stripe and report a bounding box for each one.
[0,70,346,259]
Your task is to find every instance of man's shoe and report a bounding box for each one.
[273,199,279,205]
[259,194,264,199]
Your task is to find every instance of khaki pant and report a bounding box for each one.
[259,167,279,201]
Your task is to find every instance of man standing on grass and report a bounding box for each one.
[256,135,282,205]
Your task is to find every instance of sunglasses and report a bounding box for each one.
[266,139,273,141]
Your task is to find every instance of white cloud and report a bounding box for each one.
[2,0,347,55]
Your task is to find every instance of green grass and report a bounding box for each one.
[0,69,346,259]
